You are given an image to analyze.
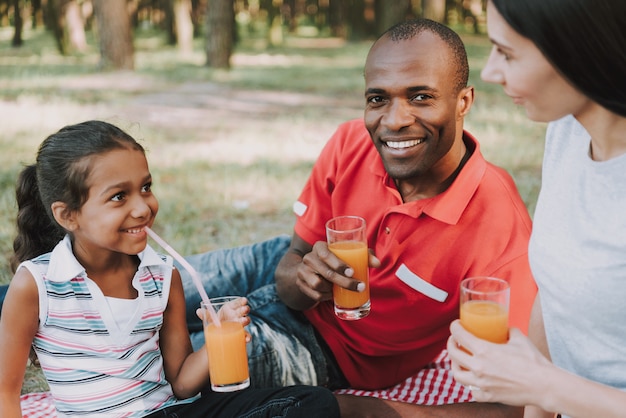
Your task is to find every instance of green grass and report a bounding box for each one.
[0,25,544,394]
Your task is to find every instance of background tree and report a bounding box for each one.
[1,0,489,69]
[422,0,445,22]
[11,0,22,46]
[374,0,411,35]
[45,0,87,54]
[92,0,134,70]
[204,0,234,68]
[174,0,193,53]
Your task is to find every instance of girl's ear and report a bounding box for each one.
[51,201,77,231]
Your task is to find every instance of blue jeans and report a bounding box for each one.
[144,385,339,417]
[177,235,329,389]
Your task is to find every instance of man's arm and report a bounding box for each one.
[275,233,363,311]
[336,395,523,418]
[274,233,318,310]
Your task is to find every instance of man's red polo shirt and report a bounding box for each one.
[294,119,537,390]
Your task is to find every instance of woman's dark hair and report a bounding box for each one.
[10,120,144,271]
[491,0,626,117]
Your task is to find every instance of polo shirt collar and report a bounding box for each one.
[370,131,486,225]
[46,234,168,283]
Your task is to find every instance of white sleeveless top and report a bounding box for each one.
[23,235,194,417]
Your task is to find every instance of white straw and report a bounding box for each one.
[145,226,221,327]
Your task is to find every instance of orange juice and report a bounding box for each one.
[460,300,508,343]
[329,240,369,308]
[204,321,249,386]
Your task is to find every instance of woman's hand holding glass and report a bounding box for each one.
[447,320,553,408]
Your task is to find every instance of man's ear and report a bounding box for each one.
[51,201,77,231]
[457,86,475,118]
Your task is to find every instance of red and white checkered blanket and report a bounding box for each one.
[334,349,473,404]
[20,391,57,418]
[20,350,471,417]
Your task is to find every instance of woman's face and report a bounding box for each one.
[481,1,590,122]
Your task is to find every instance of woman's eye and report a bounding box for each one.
[111,192,125,202]
[496,47,511,61]
[142,182,152,193]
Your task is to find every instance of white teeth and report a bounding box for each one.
[126,229,142,234]
[386,139,423,149]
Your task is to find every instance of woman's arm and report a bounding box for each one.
[448,294,626,418]
[0,268,40,418]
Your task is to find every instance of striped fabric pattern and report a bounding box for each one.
[23,238,187,417]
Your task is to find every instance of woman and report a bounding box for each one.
[447,1,626,418]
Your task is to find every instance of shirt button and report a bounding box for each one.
[385,227,391,234]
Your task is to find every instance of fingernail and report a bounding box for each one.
[345,268,354,277]
[357,282,365,292]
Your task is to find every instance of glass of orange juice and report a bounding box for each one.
[326,215,370,320]
[201,296,250,392]
[460,277,510,344]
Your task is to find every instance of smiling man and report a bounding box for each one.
[266,19,537,417]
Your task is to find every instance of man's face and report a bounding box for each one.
[364,32,468,190]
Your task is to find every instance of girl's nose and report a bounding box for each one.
[131,196,152,219]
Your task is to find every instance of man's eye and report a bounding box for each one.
[367,96,384,104]
[412,94,430,102]
[142,182,152,193]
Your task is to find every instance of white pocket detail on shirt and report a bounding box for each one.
[293,201,307,217]
[395,264,448,302]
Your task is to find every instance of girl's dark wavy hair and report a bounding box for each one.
[10,120,144,271]
[491,0,626,117]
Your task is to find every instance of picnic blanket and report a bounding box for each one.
[20,350,471,417]
[334,349,473,404]
[20,392,57,418]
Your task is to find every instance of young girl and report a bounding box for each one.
[0,120,339,417]
[447,1,626,417]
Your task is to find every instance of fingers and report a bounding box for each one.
[368,250,381,268]
[196,307,204,321]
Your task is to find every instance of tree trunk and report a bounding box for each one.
[422,0,446,23]
[374,0,410,35]
[92,0,134,70]
[328,0,346,38]
[11,0,23,47]
[46,0,67,53]
[260,0,283,47]
[345,0,366,41]
[31,0,44,28]
[65,0,87,52]
[205,0,234,68]
[175,0,194,53]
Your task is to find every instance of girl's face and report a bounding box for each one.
[481,1,590,122]
[70,148,158,259]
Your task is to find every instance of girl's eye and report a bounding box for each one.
[111,192,125,202]
[142,182,152,193]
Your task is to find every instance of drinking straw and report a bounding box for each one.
[145,226,221,327]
